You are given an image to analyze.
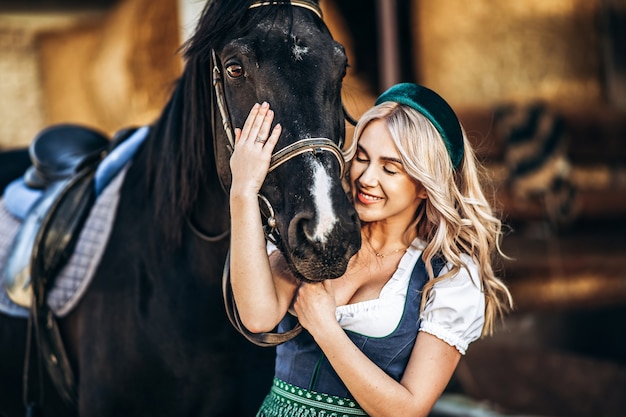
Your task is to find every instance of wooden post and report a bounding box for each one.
[600,0,626,108]
[377,0,400,91]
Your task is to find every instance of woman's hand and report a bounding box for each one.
[293,281,339,337]
[230,102,282,197]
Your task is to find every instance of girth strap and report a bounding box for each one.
[28,165,98,410]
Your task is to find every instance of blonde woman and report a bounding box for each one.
[229,83,513,417]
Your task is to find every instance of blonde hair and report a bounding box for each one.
[345,102,513,336]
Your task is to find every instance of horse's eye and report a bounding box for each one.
[226,64,244,78]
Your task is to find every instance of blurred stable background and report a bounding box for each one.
[1,0,625,416]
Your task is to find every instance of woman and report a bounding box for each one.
[229,83,513,416]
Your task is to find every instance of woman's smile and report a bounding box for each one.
[356,190,383,205]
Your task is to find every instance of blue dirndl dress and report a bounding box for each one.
[256,254,445,417]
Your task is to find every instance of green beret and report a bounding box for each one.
[375,83,464,169]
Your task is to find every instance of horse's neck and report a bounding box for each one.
[191,179,230,241]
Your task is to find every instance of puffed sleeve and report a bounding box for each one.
[418,255,485,354]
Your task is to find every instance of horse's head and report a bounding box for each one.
[183,0,361,281]
[149,1,361,281]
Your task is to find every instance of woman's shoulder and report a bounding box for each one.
[436,254,482,289]
[420,254,485,354]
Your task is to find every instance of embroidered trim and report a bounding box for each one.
[257,378,367,417]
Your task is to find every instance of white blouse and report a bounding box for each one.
[268,239,485,355]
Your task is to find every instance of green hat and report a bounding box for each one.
[375,83,464,169]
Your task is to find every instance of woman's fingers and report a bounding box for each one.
[263,123,281,151]
[248,105,267,142]
[239,102,276,145]
[238,103,260,142]
[251,103,272,143]
[256,108,275,144]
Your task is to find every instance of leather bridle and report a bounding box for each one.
[209,0,356,347]
[210,1,354,242]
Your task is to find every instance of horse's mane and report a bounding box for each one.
[142,1,290,243]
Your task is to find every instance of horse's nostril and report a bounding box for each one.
[284,204,360,280]
[288,205,360,247]
[288,211,317,244]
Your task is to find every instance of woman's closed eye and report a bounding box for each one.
[383,165,399,175]
[354,152,401,175]
[354,149,369,164]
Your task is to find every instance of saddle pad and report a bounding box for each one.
[0,165,129,318]
[0,197,25,317]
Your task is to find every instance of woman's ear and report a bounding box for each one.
[416,184,428,200]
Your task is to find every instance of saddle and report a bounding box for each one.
[4,125,109,306]
[2,124,137,410]
[24,124,110,189]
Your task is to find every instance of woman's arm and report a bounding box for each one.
[229,102,298,332]
[294,281,461,417]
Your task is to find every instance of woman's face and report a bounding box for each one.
[349,119,427,225]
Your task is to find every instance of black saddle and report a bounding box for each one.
[23,124,110,190]
[3,124,137,412]
[4,125,112,306]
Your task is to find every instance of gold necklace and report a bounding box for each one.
[374,246,408,258]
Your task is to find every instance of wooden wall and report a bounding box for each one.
[0,0,181,148]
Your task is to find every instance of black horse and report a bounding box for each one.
[0,1,361,416]
[0,148,30,193]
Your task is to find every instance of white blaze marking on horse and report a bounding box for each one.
[309,159,337,244]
